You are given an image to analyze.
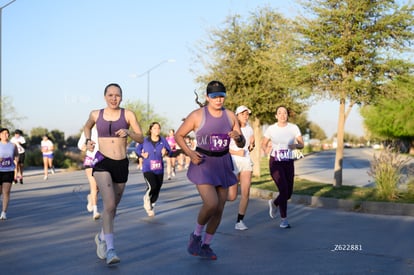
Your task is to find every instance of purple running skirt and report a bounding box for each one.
[187,153,237,188]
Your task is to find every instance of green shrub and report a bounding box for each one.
[24,149,43,167]
[24,148,82,169]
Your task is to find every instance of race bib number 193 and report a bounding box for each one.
[209,134,230,151]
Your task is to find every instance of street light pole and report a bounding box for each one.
[135,59,175,122]
[0,0,17,126]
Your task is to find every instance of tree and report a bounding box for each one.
[29,127,50,148]
[308,122,327,141]
[195,7,311,176]
[296,0,414,186]
[50,129,65,150]
[361,74,414,152]
[122,99,170,137]
[288,112,327,141]
[1,96,26,130]
[29,127,65,149]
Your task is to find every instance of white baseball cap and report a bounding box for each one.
[235,105,251,115]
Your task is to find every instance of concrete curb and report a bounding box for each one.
[250,187,414,217]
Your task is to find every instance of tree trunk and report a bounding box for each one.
[251,117,262,178]
[333,99,346,187]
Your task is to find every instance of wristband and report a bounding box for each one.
[85,138,91,145]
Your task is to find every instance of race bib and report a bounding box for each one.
[0,157,13,168]
[91,151,105,167]
[274,149,291,161]
[150,160,162,171]
[83,155,94,167]
[209,134,230,151]
[274,149,304,161]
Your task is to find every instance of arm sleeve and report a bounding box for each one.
[77,132,86,150]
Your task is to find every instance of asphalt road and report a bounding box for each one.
[1,164,414,274]
[295,148,377,187]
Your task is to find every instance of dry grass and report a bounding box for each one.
[252,156,414,204]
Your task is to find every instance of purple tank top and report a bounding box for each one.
[96,108,129,138]
[195,107,232,152]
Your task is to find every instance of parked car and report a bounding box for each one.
[127,141,138,159]
[372,143,381,150]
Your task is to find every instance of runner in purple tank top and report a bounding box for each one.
[83,83,144,265]
[175,80,245,260]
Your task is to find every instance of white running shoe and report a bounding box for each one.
[235,220,248,230]
[146,209,155,217]
[143,193,151,211]
[94,233,107,260]
[44,176,48,181]
[0,212,7,220]
[86,194,93,212]
[268,199,278,219]
[93,212,101,220]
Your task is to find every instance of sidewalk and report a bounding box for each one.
[1,166,413,274]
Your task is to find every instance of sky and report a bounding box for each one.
[3,0,365,139]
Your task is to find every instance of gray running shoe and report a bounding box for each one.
[280,219,291,229]
[106,249,120,265]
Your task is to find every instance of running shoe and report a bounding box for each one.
[280,219,291,229]
[146,209,155,217]
[268,199,278,219]
[86,194,93,212]
[143,193,151,211]
[51,167,55,174]
[0,212,7,220]
[19,178,23,184]
[235,220,248,231]
[199,244,217,260]
[106,249,120,265]
[95,233,107,259]
[187,233,202,256]
[44,176,48,181]
[93,212,101,220]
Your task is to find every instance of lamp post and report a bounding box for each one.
[133,59,175,121]
[0,0,16,126]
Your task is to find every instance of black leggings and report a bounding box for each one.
[269,159,294,218]
[143,172,164,204]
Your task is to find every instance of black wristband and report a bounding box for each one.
[235,135,245,148]
[85,138,91,145]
